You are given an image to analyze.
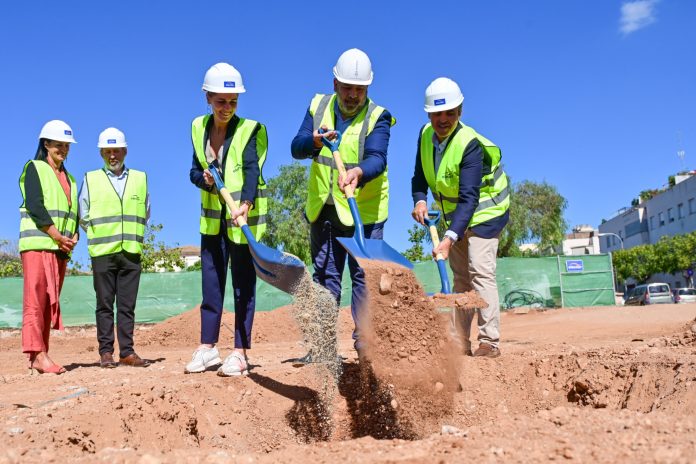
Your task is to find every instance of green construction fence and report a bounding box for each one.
[0,255,616,328]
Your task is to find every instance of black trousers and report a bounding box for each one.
[91,251,142,357]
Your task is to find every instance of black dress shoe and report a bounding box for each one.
[100,352,118,368]
[119,353,150,367]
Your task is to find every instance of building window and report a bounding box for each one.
[678,203,685,219]
[606,237,612,248]
[668,208,674,223]
[690,198,696,214]
[659,212,665,227]
[650,216,655,229]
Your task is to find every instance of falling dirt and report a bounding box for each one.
[1,268,696,462]
[354,259,464,439]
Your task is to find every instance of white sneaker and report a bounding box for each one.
[185,346,221,373]
[217,352,248,377]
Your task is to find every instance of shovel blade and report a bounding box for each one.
[336,236,413,269]
[242,226,306,294]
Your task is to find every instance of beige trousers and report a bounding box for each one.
[449,230,501,350]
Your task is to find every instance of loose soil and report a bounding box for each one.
[1,260,695,463]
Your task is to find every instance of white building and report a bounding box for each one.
[561,225,601,255]
[598,171,696,287]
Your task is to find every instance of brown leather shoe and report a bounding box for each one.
[100,352,118,368]
[119,353,150,367]
[473,343,501,358]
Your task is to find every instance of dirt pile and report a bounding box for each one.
[140,305,301,347]
[353,259,465,438]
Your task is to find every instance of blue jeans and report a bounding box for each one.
[310,205,384,346]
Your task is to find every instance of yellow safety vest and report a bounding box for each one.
[18,160,78,253]
[420,122,510,228]
[306,94,394,226]
[191,115,267,244]
[85,169,147,257]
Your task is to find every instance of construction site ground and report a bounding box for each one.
[1,301,695,463]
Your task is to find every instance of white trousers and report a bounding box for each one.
[449,230,501,350]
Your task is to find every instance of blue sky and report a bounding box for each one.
[1,1,694,267]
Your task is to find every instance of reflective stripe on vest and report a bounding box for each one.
[420,122,510,228]
[191,115,268,244]
[18,160,78,253]
[306,93,394,226]
[85,169,148,257]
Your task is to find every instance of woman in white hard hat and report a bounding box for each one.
[186,63,269,376]
[18,120,80,374]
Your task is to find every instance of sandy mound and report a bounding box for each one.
[140,305,302,347]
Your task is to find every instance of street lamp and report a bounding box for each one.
[598,232,624,250]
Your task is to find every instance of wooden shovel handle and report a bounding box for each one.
[428,225,445,261]
[330,149,355,199]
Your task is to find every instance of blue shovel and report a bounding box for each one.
[319,129,413,269]
[423,210,451,294]
[208,160,306,294]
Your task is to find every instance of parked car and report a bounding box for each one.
[624,283,673,306]
[672,287,696,304]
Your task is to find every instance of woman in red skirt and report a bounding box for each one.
[18,120,79,374]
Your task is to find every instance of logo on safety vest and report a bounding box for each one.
[434,99,446,106]
[444,169,457,180]
[232,163,242,172]
[224,81,236,88]
[64,130,72,135]
[107,139,117,144]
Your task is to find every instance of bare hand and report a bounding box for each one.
[411,202,428,225]
[339,167,363,194]
[203,169,214,187]
[56,235,77,253]
[433,236,453,260]
[313,125,337,149]
[231,202,250,227]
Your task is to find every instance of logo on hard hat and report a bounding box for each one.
[434,99,446,106]
[64,130,72,135]
[223,81,236,88]
[107,139,117,144]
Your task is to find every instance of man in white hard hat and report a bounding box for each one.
[291,48,395,361]
[78,128,151,368]
[411,77,510,358]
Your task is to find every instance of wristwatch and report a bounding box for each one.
[240,200,254,210]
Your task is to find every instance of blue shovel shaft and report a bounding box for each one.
[425,215,452,294]
[436,260,451,294]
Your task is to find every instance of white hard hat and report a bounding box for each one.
[424,77,464,113]
[97,127,127,148]
[333,48,373,85]
[202,62,246,93]
[38,120,77,143]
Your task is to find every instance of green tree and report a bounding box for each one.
[498,180,568,257]
[613,231,696,283]
[261,162,312,263]
[403,224,430,262]
[140,223,185,272]
[0,239,22,278]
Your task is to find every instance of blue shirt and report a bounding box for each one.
[290,98,392,187]
[78,166,151,232]
[411,124,508,239]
